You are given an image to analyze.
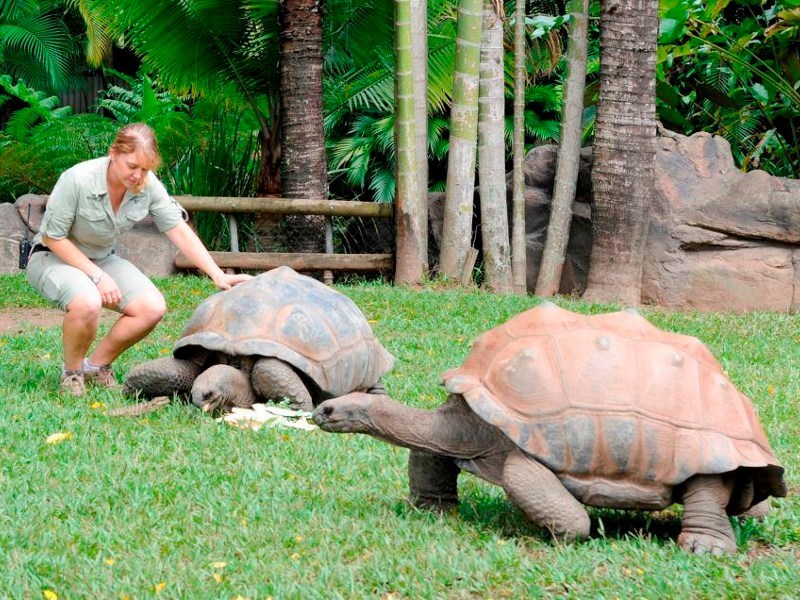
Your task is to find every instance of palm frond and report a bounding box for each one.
[88,0,278,104]
[0,8,75,91]
[0,113,117,199]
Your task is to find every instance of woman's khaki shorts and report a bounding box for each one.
[26,249,160,311]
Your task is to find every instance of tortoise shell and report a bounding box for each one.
[173,266,394,398]
[442,303,785,511]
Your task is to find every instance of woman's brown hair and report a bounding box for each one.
[109,123,162,192]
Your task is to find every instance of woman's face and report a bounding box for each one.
[109,150,152,190]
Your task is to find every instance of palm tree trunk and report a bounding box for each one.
[583,0,658,306]
[278,0,328,257]
[478,0,512,293]
[439,0,483,279]
[279,0,328,199]
[535,0,589,297]
[395,0,424,284]
[511,0,528,295]
[412,0,429,274]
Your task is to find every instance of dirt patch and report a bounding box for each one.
[0,307,64,334]
[0,307,115,335]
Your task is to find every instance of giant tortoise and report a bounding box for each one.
[312,302,786,554]
[122,266,394,414]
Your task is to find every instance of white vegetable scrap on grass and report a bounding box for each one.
[217,403,317,431]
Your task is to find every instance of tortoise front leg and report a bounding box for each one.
[502,449,591,542]
[251,357,313,411]
[123,357,202,399]
[678,473,736,555]
[408,449,460,509]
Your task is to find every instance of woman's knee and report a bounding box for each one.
[66,290,103,320]
[126,290,167,324]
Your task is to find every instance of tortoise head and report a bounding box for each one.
[312,392,383,433]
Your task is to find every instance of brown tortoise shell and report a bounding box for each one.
[442,303,786,512]
[173,266,394,399]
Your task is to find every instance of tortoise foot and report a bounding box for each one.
[678,529,737,555]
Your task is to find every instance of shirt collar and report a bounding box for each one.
[88,156,112,198]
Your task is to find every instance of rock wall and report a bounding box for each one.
[431,132,800,312]
[643,132,800,312]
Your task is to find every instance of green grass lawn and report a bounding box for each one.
[0,273,797,598]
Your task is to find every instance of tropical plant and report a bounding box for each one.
[536,0,590,298]
[0,0,78,92]
[658,0,800,178]
[168,100,261,251]
[326,1,571,205]
[439,0,482,280]
[394,0,425,284]
[0,113,117,200]
[478,0,512,293]
[0,75,73,140]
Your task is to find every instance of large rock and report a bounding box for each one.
[1,194,177,277]
[643,132,800,312]
[518,133,800,312]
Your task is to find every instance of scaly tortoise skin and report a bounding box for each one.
[313,303,787,554]
[120,266,394,415]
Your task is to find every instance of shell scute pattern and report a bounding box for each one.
[173,266,393,397]
[443,302,782,491]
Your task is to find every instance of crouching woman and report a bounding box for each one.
[26,122,251,396]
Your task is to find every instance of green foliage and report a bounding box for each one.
[0,113,117,200]
[0,0,78,92]
[657,0,800,177]
[326,0,572,203]
[0,74,72,139]
[0,69,260,260]
[0,273,798,596]
[167,99,261,251]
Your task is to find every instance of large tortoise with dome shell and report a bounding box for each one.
[313,302,787,555]
[120,266,394,415]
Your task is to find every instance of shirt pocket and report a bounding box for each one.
[73,202,114,248]
[117,201,150,232]
[77,204,108,222]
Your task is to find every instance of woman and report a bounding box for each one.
[26,123,251,396]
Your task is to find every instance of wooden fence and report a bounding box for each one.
[173,196,394,275]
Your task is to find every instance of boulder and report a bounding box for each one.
[643,132,800,312]
[519,133,800,312]
[1,194,177,277]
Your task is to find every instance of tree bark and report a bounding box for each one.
[439,0,483,279]
[511,0,528,295]
[412,0,429,273]
[478,0,512,293]
[583,0,658,306]
[535,0,589,297]
[394,0,425,284]
[280,0,328,199]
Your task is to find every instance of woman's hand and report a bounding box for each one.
[95,272,123,306]
[212,272,253,291]
[165,222,254,291]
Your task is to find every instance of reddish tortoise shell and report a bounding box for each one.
[441,303,786,511]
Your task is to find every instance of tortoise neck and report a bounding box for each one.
[370,395,504,459]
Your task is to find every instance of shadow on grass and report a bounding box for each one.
[388,486,688,547]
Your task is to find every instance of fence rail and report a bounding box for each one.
[173,196,394,275]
